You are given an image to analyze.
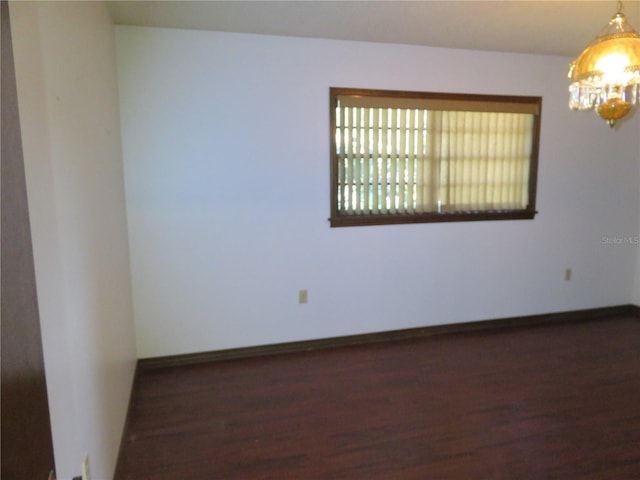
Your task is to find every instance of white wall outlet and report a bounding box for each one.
[298,289,308,304]
[82,454,91,480]
[565,268,572,281]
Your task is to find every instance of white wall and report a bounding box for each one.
[631,0,640,304]
[116,26,640,359]
[630,0,640,304]
[10,2,137,479]
[634,123,640,305]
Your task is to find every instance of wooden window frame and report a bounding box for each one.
[329,87,542,228]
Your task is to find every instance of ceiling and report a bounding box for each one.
[107,0,640,57]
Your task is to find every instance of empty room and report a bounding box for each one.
[2,1,640,479]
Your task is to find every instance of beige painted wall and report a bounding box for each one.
[10,2,136,478]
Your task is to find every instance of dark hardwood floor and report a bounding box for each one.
[117,316,640,479]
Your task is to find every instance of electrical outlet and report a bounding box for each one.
[298,289,308,304]
[82,454,91,480]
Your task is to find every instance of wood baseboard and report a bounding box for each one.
[138,304,635,371]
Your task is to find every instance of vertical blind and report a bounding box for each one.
[334,92,540,217]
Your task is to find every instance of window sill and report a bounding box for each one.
[329,209,537,227]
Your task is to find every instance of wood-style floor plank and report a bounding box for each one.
[117,317,640,479]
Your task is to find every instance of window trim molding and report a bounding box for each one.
[329,87,542,228]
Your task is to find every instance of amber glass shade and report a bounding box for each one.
[568,7,640,126]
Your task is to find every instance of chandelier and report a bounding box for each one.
[568,1,640,127]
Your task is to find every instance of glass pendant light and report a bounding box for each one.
[568,1,640,127]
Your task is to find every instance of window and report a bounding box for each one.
[329,88,542,227]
